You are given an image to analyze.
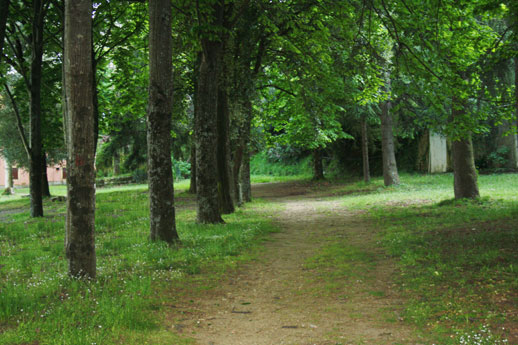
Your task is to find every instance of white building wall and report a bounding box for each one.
[429,132,448,173]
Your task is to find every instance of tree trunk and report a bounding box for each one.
[312,149,324,180]
[233,137,244,206]
[189,53,200,195]
[513,57,518,169]
[452,137,479,199]
[380,75,400,186]
[241,148,252,203]
[195,2,224,224]
[240,100,253,203]
[92,56,100,156]
[0,0,9,62]
[64,0,96,279]
[29,0,45,217]
[188,142,196,194]
[5,159,13,194]
[361,115,370,182]
[196,44,224,223]
[217,86,235,214]
[113,151,120,175]
[147,0,179,243]
[451,100,479,199]
[42,153,51,197]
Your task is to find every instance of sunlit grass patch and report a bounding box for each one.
[251,174,312,183]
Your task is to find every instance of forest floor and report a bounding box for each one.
[166,182,427,345]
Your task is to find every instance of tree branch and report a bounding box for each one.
[3,82,31,158]
[258,84,297,97]
[375,0,442,81]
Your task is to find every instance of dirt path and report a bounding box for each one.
[171,183,426,345]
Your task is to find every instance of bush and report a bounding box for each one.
[487,146,509,168]
[250,151,312,176]
[172,160,190,180]
[132,168,148,183]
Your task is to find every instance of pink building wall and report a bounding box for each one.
[0,157,66,187]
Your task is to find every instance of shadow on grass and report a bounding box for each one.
[370,197,518,343]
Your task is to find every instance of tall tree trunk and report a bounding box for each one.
[380,74,400,186]
[361,115,370,182]
[233,136,244,206]
[513,57,518,169]
[240,99,253,203]
[188,142,196,194]
[189,53,200,195]
[0,0,9,62]
[147,0,178,243]
[241,147,251,202]
[195,2,224,224]
[41,153,50,197]
[113,151,120,175]
[312,149,324,180]
[5,158,13,194]
[92,56,100,156]
[451,101,480,199]
[217,86,235,214]
[64,0,96,279]
[29,0,45,217]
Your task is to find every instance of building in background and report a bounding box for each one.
[0,157,66,187]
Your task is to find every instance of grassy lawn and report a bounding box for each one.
[335,173,518,344]
[0,181,278,345]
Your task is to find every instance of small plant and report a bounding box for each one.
[487,146,509,169]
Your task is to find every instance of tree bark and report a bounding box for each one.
[42,153,50,197]
[28,0,46,217]
[195,1,224,224]
[217,86,235,214]
[112,150,120,175]
[92,56,100,156]
[189,53,200,195]
[312,149,324,180]
[513,57,518,169]
[233,137,244,205]
[188,142,196,194]
[5,158,13,194]
[241,147,252,202]
[452,137,479,199]
[380,74,400,186]
[64,0,96,279]
[361,115,370,182]
[451,101,479,199]
[147,0,178,243]
[0,0,9,62]
[240,99,253,203]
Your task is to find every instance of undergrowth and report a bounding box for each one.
[250,151,312,177]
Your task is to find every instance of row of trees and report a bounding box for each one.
[1,0,517,278]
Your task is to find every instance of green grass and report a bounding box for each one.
[304,242,376,295]
[333,173,518,343]
[0,182,278,345]
[250,174,312,183]
[2,173,517,344]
